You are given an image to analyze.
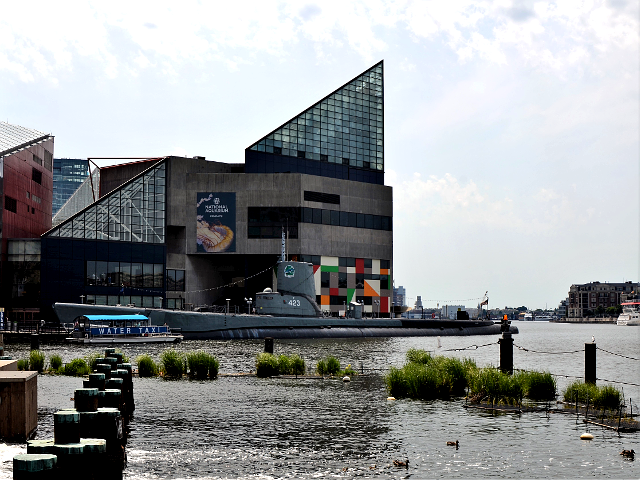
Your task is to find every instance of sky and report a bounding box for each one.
[1,0,638,310]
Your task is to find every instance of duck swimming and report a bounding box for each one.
[393,459,409,468]
[447,440,459,449]
[620,449,634,459]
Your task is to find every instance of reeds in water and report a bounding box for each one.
[256,353,306,377]
[563,380,621,409]
[29,350,45,373]
[49,354,63,371]
[160,349,185,378]
[317,356,341,375]
[136,354,159,377]
[186,350,219,379]
[63,358,91,376]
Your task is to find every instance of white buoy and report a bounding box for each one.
[437,336,442,348]
[387,396,396,401]
[580,432,594,440]
[342,376,350,382]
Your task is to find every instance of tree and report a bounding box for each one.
[595,305,605,317]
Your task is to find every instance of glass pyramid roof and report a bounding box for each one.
[248,61,384,171]
[44,160,166,244]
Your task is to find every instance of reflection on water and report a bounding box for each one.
[1,322,638,478]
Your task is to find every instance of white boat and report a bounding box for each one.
[66,314,184,344]
[617,303,640,326]
[523,313,533,321]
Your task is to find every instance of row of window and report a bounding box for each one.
[26,191,42,204]
[316,295,381,306]
[85,261,185,291]
[85,295,163,308]
[247,207,392,239]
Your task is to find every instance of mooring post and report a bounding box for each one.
[30,334,39,351]
[498,319,513,374]
[264,337,274,354]
[585,342,596,384]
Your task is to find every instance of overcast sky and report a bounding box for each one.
[2,1,638,310]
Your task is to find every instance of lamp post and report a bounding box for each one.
[226,299,231,315]
[374,299,380,318]
[244,297,252,314]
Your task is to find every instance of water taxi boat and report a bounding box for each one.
[66,314,183,344]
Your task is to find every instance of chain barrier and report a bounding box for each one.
[442,342,497,352]
[596,347,640,362]
[513,344,582,355]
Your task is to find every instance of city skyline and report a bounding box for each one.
[1,1,637,309]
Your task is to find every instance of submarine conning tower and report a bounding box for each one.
[255,261,322,317]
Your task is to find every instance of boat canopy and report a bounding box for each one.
[76,314,150,322]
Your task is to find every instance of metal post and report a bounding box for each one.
[585,343,596,384]
[226,299,230,315]
[30,334,39,350]
[264,337,274,354]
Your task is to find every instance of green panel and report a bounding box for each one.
[347,288,355,303]
[321,265,339,273]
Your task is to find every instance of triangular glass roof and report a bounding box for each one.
[248,61,384,171]
[44,160,166,244]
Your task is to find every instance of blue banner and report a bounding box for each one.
[89,326,169,336]
[196,192,236,252]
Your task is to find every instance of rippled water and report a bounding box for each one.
[2,322,638,478]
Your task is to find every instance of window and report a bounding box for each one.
[32,168,42,184]
[247,207,300,239]
[166,269,185,291]
[32,154,43,166]
[304,191,340,205]
[5,196,17,213]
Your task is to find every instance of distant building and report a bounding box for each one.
[557,298,568,317]
[441,304,465,320]
[414,295,423,309]
[0,121,54,321]
[568,281,635,317]
[393,284,406,307]
[52,158,89,215]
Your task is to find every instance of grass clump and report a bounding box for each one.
[256,353,279,377]
[290,354,305,375]
[64,358,90,376]
[114,348,130,363]
[17,359,29,371]
[317,356,341,375]
[517,370,556,401]
[160,349,185,378]
[49,354,63,371]
[136,354,159,377]
[186,350,219,379]
[386,350,476,400]
[277,355,292,375]
[563,381,621,409]
[29,350,45,373]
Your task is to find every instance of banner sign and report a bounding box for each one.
[196,192,236,253]
[89,326,169,336]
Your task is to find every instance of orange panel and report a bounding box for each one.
[380,268,389,275]
[321,295,330,305]
[364,281,379,297]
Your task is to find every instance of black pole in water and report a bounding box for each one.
[30,334,39,350]
[498,319,513,374]
[264,337,274,354]
[585,343,596,384]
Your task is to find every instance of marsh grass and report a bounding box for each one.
[186,350,219,379]
[136,354,159,377]
[160,349,185,378]
[49,354,63,371]
[277,355,292,375]
[256,353,279,377]
[289,354,305,375]
[386,350,476,400]
[64,358,90,376]
[85,352,103,373]
[563,381,621,409]
[29,350,45,373]
[517,370,556,401]
[17,359,29,371]
[317,356,341,375]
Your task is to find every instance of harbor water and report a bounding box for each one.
[1,321,638,478]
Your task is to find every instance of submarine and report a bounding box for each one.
[53,261,518,340]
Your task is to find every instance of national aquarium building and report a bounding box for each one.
[40,62,393,320]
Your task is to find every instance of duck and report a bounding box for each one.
[447,440,459,449]
[393,459,409,468]
[620,449,634,459]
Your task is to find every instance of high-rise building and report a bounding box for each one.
[40,63,393,320]
[52,158,89,215]
[393,284,406,307]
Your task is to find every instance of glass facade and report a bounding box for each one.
[52,158,89,215]
[45,161,166,243]
[247,62,384,183]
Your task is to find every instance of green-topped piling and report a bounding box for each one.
[13,454,57,479]
[26,440,55,455]
[53,411,80,445]
[74,388,99,412]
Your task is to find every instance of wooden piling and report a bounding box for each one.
[53,411,80,444]
[29,334,39,351]
[13,453,57,478]
[74,388,99,412]
[265,337,274,354]
[499,332,513,374]
[585,343,596,384]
